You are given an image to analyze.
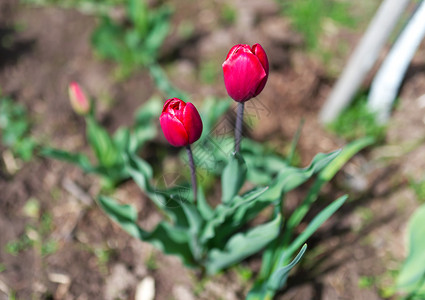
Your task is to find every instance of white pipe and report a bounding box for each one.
[319,0,411,124]
[368,1,425,123]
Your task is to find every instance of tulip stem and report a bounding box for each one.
[235,102,245,153]
[186,145,197,204]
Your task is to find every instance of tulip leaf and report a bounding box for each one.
[144,7,172,59]
[246,245,307,300]
[249,195,347,299]
[126,153,193,228]
[113,127,131,152]
[241,138,288,185]
[86,116,122,168]
[127,0,148,36]
[40,147,94,173]
[180,202,204,261]
[397,203,425,295]
[277,195,347,271]
[287,137,373,234]
[199,97,232,140]
[275,149,342,195]
[148,64,187,99]
[221,152,247,204]
[199,186,269,245]
[98,195,140,237]
[131,97,161,151]
[98,195,196,266]
[227,150,342,230]
[206,214,282,274]
[91,16,125,63]
[266,244,307,291]
[196,186,214,220]
[200,150,341,249]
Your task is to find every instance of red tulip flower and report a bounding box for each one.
[159,98,203,147]
[222,43,269,102]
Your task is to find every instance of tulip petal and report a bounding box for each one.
[223,49,267,102]
[183,102,203,144]
[161,98,175,113]
[159,113,189,147]
[225,44,249,60]
[252,44,269,74]
[69,82,90,115]
[252,44,269,96]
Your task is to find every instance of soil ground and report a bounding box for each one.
[1,0,425,299]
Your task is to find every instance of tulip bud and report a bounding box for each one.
[159,98,203,147]
[68,82,90,115]
[222,43,269,102]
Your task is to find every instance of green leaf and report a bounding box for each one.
[266,244,307,291]
[125,153,188,226]
[247,245,307,300]
[199,97,231,140]
[40,147,94,172]
[134,96,163,125]
[113,127,131,152]
[98,195,140,238]
[200,186,269,244]
[196,186,214,220]
[287,137,373,236]
[86,116,122,168]
[124,29,142,51]
[91,16,125,61]
[255,195,346,294]
[221,152,247,204]
[180,202,204,261]
[280,195,347,265]
[275,149,342,195]
[200,150,341,250]
[144,7,171,58]
[130,97,162,151]
[397,204,425,294]
[98,195,196,267]
[206,214,282,274]
[287,119,304,166]
[148,63,187,99]
[320,137,374,181]
[228,150,342,231]
[14,137,36,161]
[128,0,148,36]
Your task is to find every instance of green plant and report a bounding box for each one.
[0,96,36,161]
[328,95,386,141]
[4,219,58,258]
[91,0,172,80]
[92,39,375,297]
[410,178,425,203]
[42,90,161,189]
[20,0,125,14]
[98,133,372,299]
[5,233,35,256]
[248,137,373,299]
[278,0,356,49]
[397,203,425,299]
[221,4,237,25]
[44,41,373,299]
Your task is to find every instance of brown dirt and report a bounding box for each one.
[1,0,425,299]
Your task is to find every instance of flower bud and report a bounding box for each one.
[222,43,269,102]
[159,98,203,147]
[68,82,90,115]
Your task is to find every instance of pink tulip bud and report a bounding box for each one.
[159,98,203,147]
[68,82,90,115]
[222,43,269,102]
